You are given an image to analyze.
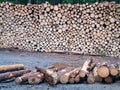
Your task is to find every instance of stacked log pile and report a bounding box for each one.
[1,59,120,85]
[0,2,120,58]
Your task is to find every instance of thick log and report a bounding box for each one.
[0,64,24,73]
[0,69,31,82]
[97,64,109,78]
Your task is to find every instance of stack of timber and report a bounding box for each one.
[0,1,119,58]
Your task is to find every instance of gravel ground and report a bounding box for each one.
[0,49,120,90]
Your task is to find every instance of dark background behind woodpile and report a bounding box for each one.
[0,0,120,5]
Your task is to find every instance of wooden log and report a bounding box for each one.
[60,67,81,84]
[28,73,44,84]
[0,64,24,73]
[15,72,41,84]
[97,64,109,78]
[74,74,80,83]
[69,77,75,84]
[47,62,69,72]
[79,59,92,81]
[109,64,119,77]
[36,66,73,85]
[93,66,102,82]
[87,72,95,84]
[0,69,31,82]
[104,76,113,84]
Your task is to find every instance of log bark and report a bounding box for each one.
[104,76,113,84]
[36,66,73,85]
[74,74,80,83]
[15,72,42,84]
[93,66,102,82]
[79,59,92,82]
[0,64,24,73]
[60,67,81,84]
[0,69,31,82]
[87,72,95,84]
[47,62,69,72]
[28,73,44,84]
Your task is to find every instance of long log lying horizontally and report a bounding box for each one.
[0,69,31,82]
[0,64,24,73]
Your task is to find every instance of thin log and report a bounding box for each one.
[0,69,31,82]
[0,64,24,73]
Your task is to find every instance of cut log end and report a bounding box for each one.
[97,66,109,78]
[60,75,69,84]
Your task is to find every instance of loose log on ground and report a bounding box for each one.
[97,64,109,78]
[36,66,73,85]
[28,73,44,84]
[0,64,24,73]
[60,67,81,84]
[15,72,42,84]
[0,69,31,82]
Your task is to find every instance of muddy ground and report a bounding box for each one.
[0,49,120,90]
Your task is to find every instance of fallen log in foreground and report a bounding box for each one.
[0,64,24,73]
[0,69,31,82]
[15,71,44,84]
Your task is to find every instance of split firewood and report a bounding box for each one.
[0,64,24,73]
[60,67,81,84]
[0,69,31,82]
[97,63,109,78]
[28,73,44,84]
[36,66,73,85]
